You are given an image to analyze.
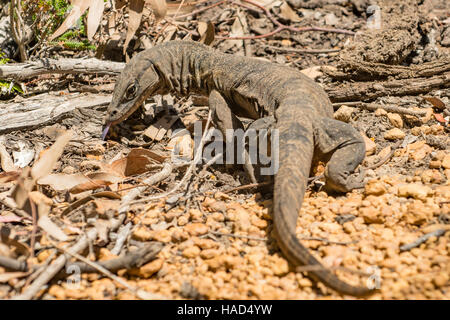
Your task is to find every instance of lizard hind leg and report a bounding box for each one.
[313,117,366,193]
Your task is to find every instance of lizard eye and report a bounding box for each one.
[124,83,137,100]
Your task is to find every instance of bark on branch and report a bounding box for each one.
[0,58,124,81]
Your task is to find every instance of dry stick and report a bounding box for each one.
[11,216,124,300]
[55,242,163,277]
[295,265,371,277]
[0,256,28,272]
[172,0,354,38]
[118,161,174,214]
[10,0,27,61]
[399,229,448,251]
[110,222,132,255]
[209,230,267,241]
[224,181,271,193]
[265,45,340,54]
[130,110,213,205]
[332,102,428,117]
[366,139,404,170]
[49,240,167,300]
[217,0,355,40]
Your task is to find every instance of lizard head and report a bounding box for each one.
[103,53,162,137]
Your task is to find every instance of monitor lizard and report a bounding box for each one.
[103,41,374,296]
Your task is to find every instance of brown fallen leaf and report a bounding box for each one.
[37,171,122,192]
[69,179,112,194]
[124,0,145,58]
[424,97,446,110]
[87,0,105,40]
[0,142,16,172]
[198,21,215,46]
[38,215,69,242]
[147,0,167,21]
[12,131,72,209]
[110,148,166,177]
[0,171,20,184]
[31,130,73,181]
[0,212,22,223]
[49,0,92,40]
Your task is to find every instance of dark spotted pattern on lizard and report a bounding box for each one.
[104,41,373,296]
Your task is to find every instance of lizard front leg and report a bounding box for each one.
[313,117,366,193]
[245,116,276,184]
[208,90,257,183]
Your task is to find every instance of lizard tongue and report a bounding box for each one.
[101,123,111,140]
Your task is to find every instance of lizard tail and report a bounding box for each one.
[273,106,374,297]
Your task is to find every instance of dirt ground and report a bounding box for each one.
[0,0,449,300]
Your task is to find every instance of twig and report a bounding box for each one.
[131,110,213,205]
[299,236,358,246]
[332,102,428,117]
[118,161,174,213]
[366,140,403,170]
[110,222,132,255]
[400,229,448,251]
[172,0,355,39]
[10,215,124,300]
[265,45,340,55]
[0,256,28,272]
[223,181,271,193]
[295,265,371,277]
[218,0,355,40]
[10,0,27,61]
[50,240,167,300]
[55,242,163,278]
[209,230,267,241]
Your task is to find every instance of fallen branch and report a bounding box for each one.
[366,140,403,170]
[55,242,163,278]
[400,229,448,251]
[0,92,111,134]
[326,72,450,102]
[218,0,355,40]
[0,58,124,81]
[332,102,428,117]
[265,45,340,55]
[131,110,213,205]
[11,215,124,300]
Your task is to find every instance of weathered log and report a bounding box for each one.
[0,92,111,133]
[0,58,124,81]
[326,72,450,103]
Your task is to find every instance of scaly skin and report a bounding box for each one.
[105,41,373,296]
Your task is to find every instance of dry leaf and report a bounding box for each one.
[110,148,166,176]
[147,0,167,21]
[424,97,446,110]
[0,142,16,172]
[279,2,302,22]
[0,171,20,184]
[38,215,69,242]
[198,21,215,45]
[123,0,145,57]
[93,198,120,215]
[50,0,92,41]
[31,130,73,181]
[87,0,105,40]
[37,173,92,191]
[0,212,22,223]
